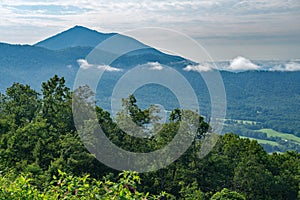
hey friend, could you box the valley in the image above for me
[0,26,299,153]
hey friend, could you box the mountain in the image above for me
[0,26,189,89]
[0,26,300,153]
[34,25,154,53]
[34,25,188,68]
[35,25,116,50]
[0,42,91,67]
[0,42,93,90]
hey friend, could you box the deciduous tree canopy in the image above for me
[0,75,299,199]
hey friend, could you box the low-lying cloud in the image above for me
[270,62,300,72]
[228,56,261,71]
[77,58,300,73]
[77,59,122,72]
[183,57,262,72]
[181,57,300,73]
[285,62,300,71]
[183,64,212,72]
[77,59,93,69]
[147,62,164,70]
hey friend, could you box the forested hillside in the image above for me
[1,25,300,154]
[0,76,299,199]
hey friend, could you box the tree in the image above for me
[121,94,150,126]
[0,170,166,200]
[268,151,300,199]
[1,77,300,199]
[170,108,181,122]
[41,75,73,133]
[179,181,205,200]
[1,83,39,127]
[233,155,274,200]
[210,188,246,200]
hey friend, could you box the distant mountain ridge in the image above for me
[0,25,189,90]
[34,25,154,53]
[34,25,116,50]
[1,26,300,153]
[33,25,187,67]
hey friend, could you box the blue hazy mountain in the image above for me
[34,25,116,50]
[0,26,300,152]
[0,42,91,90]
[36,25,188,68]
[0,26,189,89]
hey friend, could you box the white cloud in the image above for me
[270,62,300,71]
[77,59,122,72]
[291,59,300,62]
[97,65,123,72]
[148,62,164,70]
[284,62,300,71]
[233,0,300,12]
[77,59,93,69]
[183,64,212,72]
[227,56,261,71]
[1,0,299,40]
[1,0,300,60]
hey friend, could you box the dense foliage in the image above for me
[0,170,167,199]
[2,41,300,153]
[0,75,299,199]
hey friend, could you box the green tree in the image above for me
[0,170,165,200]
[210,188,246,200]
[268,151,300,199]
[233,155,274,200]
[120,94,150,126]
[41,75,73,133]
[3,83,39,126]
[179,181,205,200]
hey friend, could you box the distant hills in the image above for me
[0,42,91,90]
[0,25,300,152]
[33,25,185,67]
[0,26,189,89]
[35,25,116,50]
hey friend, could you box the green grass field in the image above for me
[240,136,280,146]
[258,129,300,144]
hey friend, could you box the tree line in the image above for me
[0,75,299,199]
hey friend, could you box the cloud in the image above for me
[291,59,300,62]
[5,4,91,15]
[97,65,123,72]
[147,62,164,70]
[77,59,122,72]
[233,0,300,13]
[183,64,212,72]
[1,0,300,41]
[227,56,261,71]
[285,62,300,71]
[77,59,92,69]
[1,0,300,60]
[270,62,300,71]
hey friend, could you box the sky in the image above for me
[0,0,300,61]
